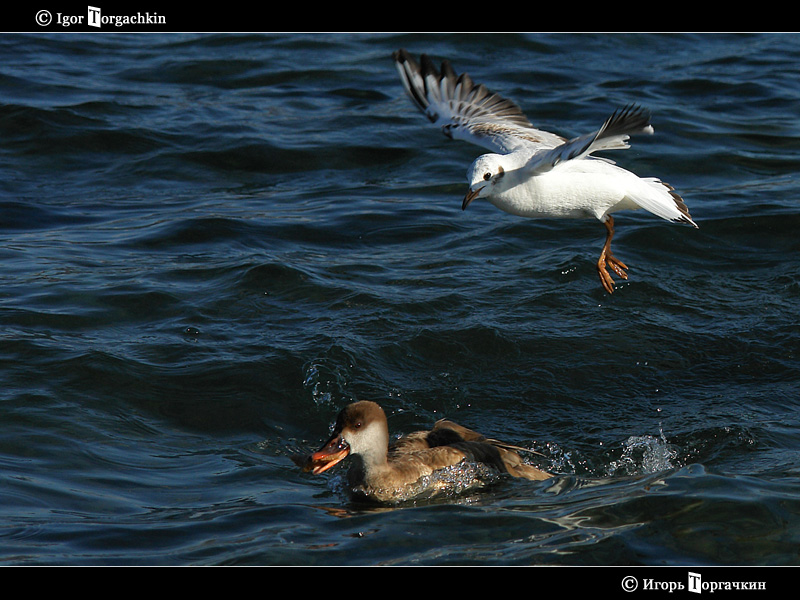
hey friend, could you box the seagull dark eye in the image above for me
[483,172,492,181]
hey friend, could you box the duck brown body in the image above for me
[301,401,551,503]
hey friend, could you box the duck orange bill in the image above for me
[303,434,350,475]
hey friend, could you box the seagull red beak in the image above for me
[302,433,350,475]
[462,188,480,210]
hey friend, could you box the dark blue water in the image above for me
[1,32,799,566]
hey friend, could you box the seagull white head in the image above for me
[463,153,507,210]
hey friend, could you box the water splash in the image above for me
[302,350,356,408]
[302,362,332,406]
[325,462,502,505]
[606,429,678,477]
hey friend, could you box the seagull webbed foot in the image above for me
[597,252,628,294]
[597,216,628,294]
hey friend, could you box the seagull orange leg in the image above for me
[597,217,628,294]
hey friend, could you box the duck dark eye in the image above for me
[483,172,491,181]
[354,421,362,429]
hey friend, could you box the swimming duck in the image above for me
[301,401,551,503]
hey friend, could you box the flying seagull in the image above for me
[393,49,697,293]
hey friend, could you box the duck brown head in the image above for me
[303,401,389,475]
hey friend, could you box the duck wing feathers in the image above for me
[389,418,550,481]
